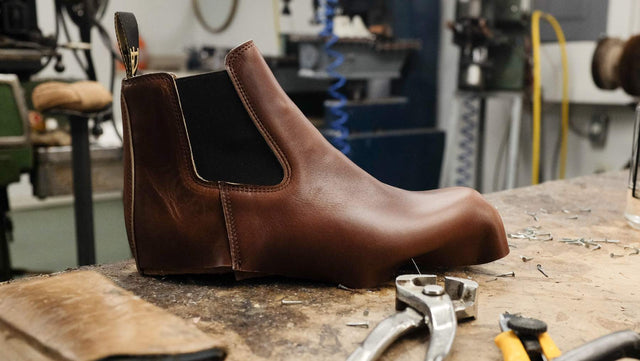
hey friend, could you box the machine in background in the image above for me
[0,75,31,281]
[445,0,530,191]
[0,0,120,280]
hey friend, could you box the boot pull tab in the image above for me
[114,12,139,79]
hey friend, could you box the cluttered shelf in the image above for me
[60,170,636,361]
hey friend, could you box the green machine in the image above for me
[0,74,32,281]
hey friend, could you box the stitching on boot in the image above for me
[226,42,292,193]
[219,183,241,268]
[120,92,139,263]
[125,74,220,191]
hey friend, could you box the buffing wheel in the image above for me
[591,37,624,90]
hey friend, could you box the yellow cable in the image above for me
[272,0,282,53]
[531,11,569,184]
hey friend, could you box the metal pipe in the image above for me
[70,115,96,266]
[506,95,522,189]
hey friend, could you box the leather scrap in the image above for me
[0,271,225,361]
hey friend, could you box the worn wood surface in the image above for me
[87,171,639,360]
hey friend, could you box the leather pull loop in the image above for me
[114,12,140,78]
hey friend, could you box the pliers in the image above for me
[347,274,479,361]
[495,312,640,361]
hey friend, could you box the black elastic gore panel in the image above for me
[176,70,283,185]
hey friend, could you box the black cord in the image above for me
[57,1,90,77]
[96,0,109,20]
[40,4,60,70]
[90,5,122,142]
[93,21,122,141]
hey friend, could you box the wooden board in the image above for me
[84,172,639,360]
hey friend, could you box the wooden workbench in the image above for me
[90,171,640,360]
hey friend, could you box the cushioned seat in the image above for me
[32,81,112,113]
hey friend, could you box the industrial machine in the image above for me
[288,0,444,191]
[445,0,531,191]
[449,0,530,91]
[0,74,31,281]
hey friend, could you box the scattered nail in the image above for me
[610,253,624,258]
[496,271,515,277]
[346,321,370,328]
[486,277,498,282]
[539,208,548,213]
[537,264,549,278]
[508,233,528,239]
[338,284,356,292]
[579,208,591,213]
[411,258,422,275]
[281,299,303,305]
[592,244,602,251]
[624,246,640,255]
[520,255,534,262]
[531,235,553,241]
[567,215,579,220]
[508,243,518,248]
[562,209,570,214]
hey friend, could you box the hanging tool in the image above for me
[347,274,478,361]
[495,312,640,361]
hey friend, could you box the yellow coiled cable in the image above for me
[531,10,569,184]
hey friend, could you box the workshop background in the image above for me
[2,0,639,274]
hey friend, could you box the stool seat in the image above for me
[32,81,112,113]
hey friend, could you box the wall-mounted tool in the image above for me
[592,35,640,97]
[495,312,640,361]
[347,274,478,361]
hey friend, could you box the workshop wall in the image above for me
[11,1,638,201]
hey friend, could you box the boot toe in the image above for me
[412,187,509,268]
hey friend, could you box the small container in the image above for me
[625,104,640,229]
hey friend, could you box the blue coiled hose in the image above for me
[319,0,350,154]
[455,95,478,186]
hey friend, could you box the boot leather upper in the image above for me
[121,40,509,288]
[220,41,508,287]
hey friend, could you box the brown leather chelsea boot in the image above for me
[115,12,508,288]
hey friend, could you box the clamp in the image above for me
[347,274,479,361]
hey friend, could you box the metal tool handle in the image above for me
[423,300,457,361]
[553,330,640,361]
[346,308,424,361]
